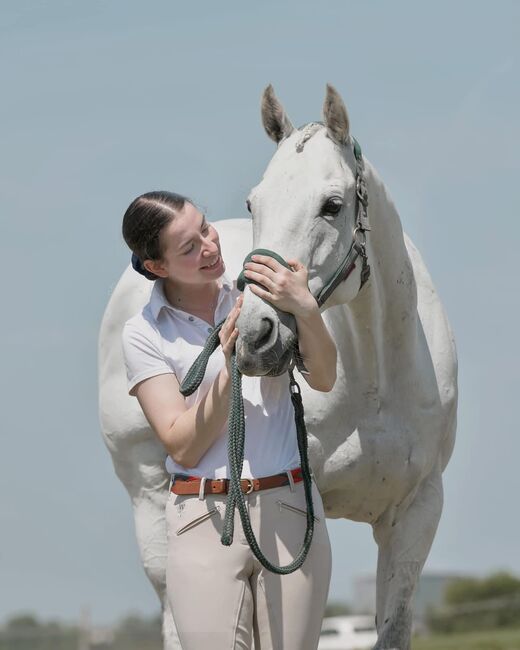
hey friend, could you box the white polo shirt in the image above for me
[121,271,301,479]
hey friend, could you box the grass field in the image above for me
[3,627,520,650]
[413,627,520,650]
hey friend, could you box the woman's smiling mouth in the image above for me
[200,254,222,270]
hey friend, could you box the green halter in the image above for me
[236,249,292,291]
[236,138,371,308]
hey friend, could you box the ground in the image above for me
[413,627,520,650]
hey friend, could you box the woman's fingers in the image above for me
[225,299,241,331]
[224,328,239,350]
[219,295,243,355]
[221,328,239,362]
[221,301,237,334]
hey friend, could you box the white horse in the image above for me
[98,85,457,650]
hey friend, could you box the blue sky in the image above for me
[1,0,519,625]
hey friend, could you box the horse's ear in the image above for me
[261,85,294,144]
[322,83,350,145]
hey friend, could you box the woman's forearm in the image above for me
[295,306,337,392]
[166,295,243,469]
[166,366,232,468]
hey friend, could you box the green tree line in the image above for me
[427,571,520,634]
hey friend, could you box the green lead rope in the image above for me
[179,250,315,575]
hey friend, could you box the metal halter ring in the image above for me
[244,479,254,494]
[353,226,367,246]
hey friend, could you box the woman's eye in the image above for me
[183,244,194,254]
[322,199,343,215]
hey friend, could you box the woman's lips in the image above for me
[200,254,222,270]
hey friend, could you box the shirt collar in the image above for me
[149,272,234,321]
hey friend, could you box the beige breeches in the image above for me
[166,477,332,649]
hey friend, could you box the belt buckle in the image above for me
[244,478,254,494]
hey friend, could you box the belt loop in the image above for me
[198,477,207,500]
[168,473,176,492]
[286,469,295,492]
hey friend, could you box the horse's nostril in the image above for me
[253,317,275,350]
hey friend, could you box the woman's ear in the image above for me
[143,259,168,278]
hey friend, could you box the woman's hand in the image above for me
[219,294,243,373]
[243,254,317,317]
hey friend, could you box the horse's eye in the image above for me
[246,200,252,214]
[322,199,343,215]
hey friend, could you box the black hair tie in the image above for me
[131,253,159,281]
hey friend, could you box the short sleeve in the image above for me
[122,321,175,396]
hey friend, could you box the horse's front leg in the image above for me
[162,600,182,650]
[371,462,444,650]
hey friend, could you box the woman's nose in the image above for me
[201,237,218,257]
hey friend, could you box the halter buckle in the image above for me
[244,479,254,494]
[356,177,368,206]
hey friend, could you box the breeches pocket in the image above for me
[167,493,223,538]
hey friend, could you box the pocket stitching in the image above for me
[175,507,218,536]
[277,500,320,522]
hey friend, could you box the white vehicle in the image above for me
[318,615,378,650]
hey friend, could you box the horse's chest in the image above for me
[309,404,441,521]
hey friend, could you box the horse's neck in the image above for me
[337,161,419,396]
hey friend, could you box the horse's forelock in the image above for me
[294,122,325,152]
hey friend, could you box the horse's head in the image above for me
[236,84,367,377]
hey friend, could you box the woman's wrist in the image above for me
[292,296,319,320]
[220,364,232,386]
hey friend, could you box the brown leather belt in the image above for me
[170,467,303,496]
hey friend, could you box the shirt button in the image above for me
[207,327,212,333]
[188,316,194,322]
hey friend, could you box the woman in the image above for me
[121,190,337,649]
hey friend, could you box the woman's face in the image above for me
[146,202,225,285]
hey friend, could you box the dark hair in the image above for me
[122,191,193,280]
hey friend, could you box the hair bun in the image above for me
[131,253,159,281]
